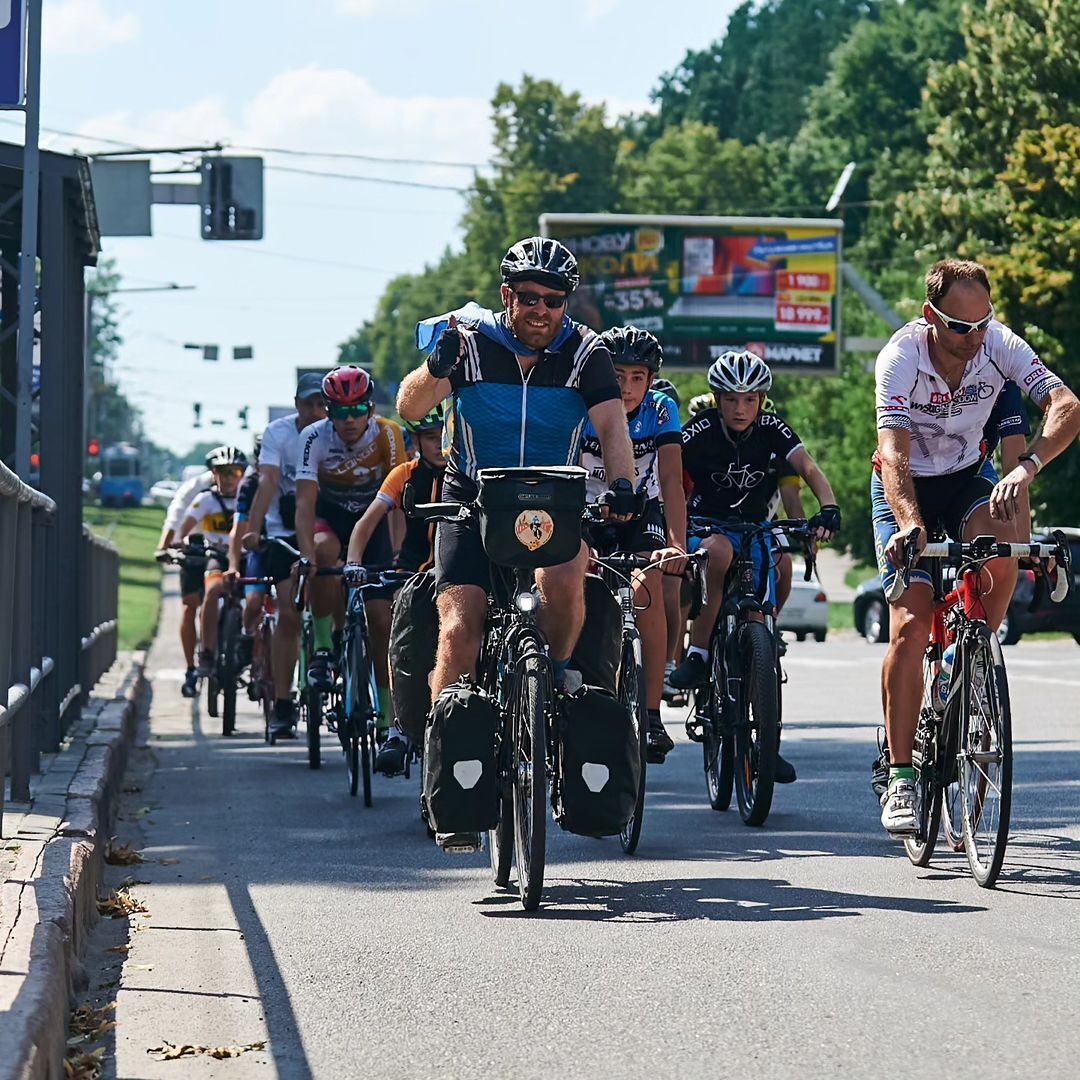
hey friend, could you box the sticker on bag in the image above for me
[515,510,554,551]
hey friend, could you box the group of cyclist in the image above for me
[158,235,1080,849]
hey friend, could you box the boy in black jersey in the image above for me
[669,351,841,781]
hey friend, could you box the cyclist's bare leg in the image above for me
[961,503,1017,630]
[883,582,934,766]
[688,534,734,649]
[310,531,341,622]
[272,581,300,700]
[633,563,666,710]
[200,576,225,655]
[536,541,589,662]
[180,593,199,668]
[242,592,264,636]
[367,596,392,693]
[432,585,487,698]
[776,552,793,613]
[663,573,682,663]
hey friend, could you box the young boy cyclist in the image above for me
[580,326,687,764]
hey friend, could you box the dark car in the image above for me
[853,528,1080,646]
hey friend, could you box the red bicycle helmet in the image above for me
[322,365,374,406]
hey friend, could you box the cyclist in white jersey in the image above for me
[873,259,1080,835]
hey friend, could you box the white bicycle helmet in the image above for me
[707,350,772,394]
[205,445,248,469]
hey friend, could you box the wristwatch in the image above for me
[1018,451,1043,474]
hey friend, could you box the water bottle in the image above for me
[937,643,956,710]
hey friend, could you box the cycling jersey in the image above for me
[376,457,444,571]
[444,323,620,496]
[296,416,407,516]
[258,412,308,537]
[182,489,235,546]
[235,467,259,521]
[682,409,803,523]
[580,389,681,501]
[164,470,212,533]
[875,318,1062,477]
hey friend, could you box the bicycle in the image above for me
[887,528,1072,886]
[296,558,411,802]
[684,518,818,827]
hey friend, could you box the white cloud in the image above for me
[333,0,432,16]
[43,0,139,56]
[584,0,621,21]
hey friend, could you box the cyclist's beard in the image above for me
[509,305,560,353]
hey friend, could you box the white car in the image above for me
[148,479,180,508]
[777,564,828,642]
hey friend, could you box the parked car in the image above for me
[778,564,828,642]
[148,479,180,508]
[853,528,1080,645]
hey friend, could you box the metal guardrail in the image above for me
[1,460,118,828]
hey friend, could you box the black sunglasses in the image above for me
[514,290,567,310]
[927,299,994,335]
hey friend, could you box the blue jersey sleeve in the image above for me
[652,391,682,446]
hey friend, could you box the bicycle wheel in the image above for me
[256,623,275,742]
[206,673,219,718]
[618,630,647,855]
[220,605,241,737]
[703,645,734,811]
[958,628,1012,887]
[903,717,942,865]
[488,654,514,888]
[733,621,779,826]
[305,686,322,769]
[512,650,549,911]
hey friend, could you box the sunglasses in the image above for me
[214,466,245,478]
[514,290,567,310]
[328,402,372,420]
[927,299,994,335]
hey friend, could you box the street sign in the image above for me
[89,159,153,236]
[200,156,264,240]
[0,0,26,107]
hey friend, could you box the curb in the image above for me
[0,653,148,1080]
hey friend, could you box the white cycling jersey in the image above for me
[164,470,212,533]
[875,318,1063,477]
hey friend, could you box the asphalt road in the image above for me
[80,580,1080,1079]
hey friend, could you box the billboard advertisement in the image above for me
[540,214,843,375]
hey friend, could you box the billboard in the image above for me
[540,214,843,375]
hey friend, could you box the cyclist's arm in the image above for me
[589,398,634,488]
[228,509,247,574]
[1023,384,1080,471]
[295,479,319,564]
[999,432,1030,541]
[876,429,923,534]
[178,514,197,541]
[398,365,451,422]
[657,443,687,551]
[345,498,391,565]
[244,464,279,541]
[788,446,837,510]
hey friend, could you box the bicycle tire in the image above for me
[733,621,779,826]
[903,717,942,865]
[220,605,241,737]
[704,645,734,811]
[361,723,373,808]
[305,686,322,770]
[206,673,219,719]
[959,628,1012,887]
[513,650,549,911]
[618,631,647,855]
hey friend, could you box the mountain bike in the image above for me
[684,518,817,826]
[888,528,1072,886]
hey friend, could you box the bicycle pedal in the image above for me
[685,717,706,744]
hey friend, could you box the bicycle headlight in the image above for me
[515,591,539,614]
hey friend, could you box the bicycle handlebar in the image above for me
[404,483,629,526]
[688,516,819,582]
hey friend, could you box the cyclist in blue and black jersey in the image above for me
[581,326,687,764]
[398,238,635,849]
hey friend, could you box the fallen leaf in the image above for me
[127,964,154,972]
[104,839,144,866]
[147,1040,266,1062]
[97,888,148,919]
[64,1046,105,1079]
[105,944,132,955]
[159,858,181,865]
[132,806,153,820]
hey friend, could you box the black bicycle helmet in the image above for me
[707,350,772,394]
[205,445,248,469]
[652,377,680,410]
[600,325,663,373]
[500,236,579,293]
[406,403,444,434]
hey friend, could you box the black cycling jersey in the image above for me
[236,468,260,519]
[682,408,803,523]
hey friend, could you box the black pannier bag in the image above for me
[476,466,586,570]
[558,687,640,837]
[422,680,499,834]
[388,570,439,742]
[570,574,622,695]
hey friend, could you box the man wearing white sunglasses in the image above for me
[871,259,1080,835]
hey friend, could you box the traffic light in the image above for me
[238,406,249,430]
[200,156,264,241]
[87,437,100,457]
[193,403,202,428]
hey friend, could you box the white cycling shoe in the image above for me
[880,778,917,835]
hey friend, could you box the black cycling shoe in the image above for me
[669,651,708,690]
[871,730,889,802]
[307,649,335,691]
[374,735,408,776]
[270,699,297,739]
[181,667,199,699]
[775,753,797,784]
[196,648,214,677]
[236,633,254,669]
[646,711,675,764]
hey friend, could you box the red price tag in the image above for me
[777,271,832,292]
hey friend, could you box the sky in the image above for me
[1,0,743,457]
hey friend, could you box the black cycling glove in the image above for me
[602,478,641,519]
[427,326,462,380]
[810,504,842,534]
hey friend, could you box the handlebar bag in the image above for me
[388,570,439,742]
[476,466,586,570]
[557,686,640,837]
[422,679,499,834]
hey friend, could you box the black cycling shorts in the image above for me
[262,534,299,584]
[180,558,204,599]
[434,507,491,595]
[586,498,667,555]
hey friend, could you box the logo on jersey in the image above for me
[711,464,766,492]
[515,510,554,552]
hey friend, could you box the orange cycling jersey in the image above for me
[376,457,444,571]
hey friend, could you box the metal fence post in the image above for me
[10,499,34,799]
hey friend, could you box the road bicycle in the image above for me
[887,528,1072,886]
[684,518,817,826]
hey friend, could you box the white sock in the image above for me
[687,646,708,662]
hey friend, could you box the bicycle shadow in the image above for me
[475,874,987,923]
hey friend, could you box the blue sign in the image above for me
[0,0,27,108]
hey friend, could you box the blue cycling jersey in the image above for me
[581,389,682,500]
